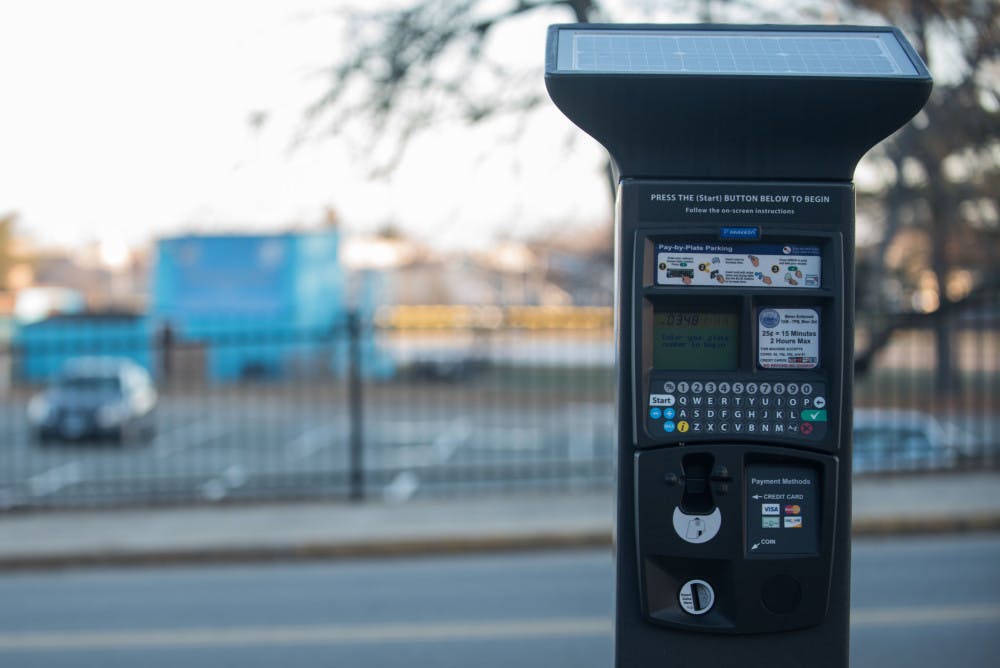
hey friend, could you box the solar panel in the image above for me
[556,29,919,77]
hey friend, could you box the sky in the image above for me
[0,0,903,258]
[0,0,614,255]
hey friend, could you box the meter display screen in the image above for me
[653,311,739,370]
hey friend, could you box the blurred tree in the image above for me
[302,0,854,172]
[304,0,600,177]
[851,0,999,391]
[0,212,16,292]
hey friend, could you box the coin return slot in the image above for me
[678,579,715,616]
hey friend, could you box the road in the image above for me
[0,534,997,667]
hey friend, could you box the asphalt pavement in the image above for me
[0,535,997,667]
[0,471,998,569]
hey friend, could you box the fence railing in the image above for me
[0,303,997,510]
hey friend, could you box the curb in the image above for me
[0,530,613,571]
[852,513,1000,537]
[1,516,998,571]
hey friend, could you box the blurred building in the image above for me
[11,244,151,384]
[343,234,612,307]
[151,231,345,382]
[15,312,151,382]
[27,243,148,314]
[13,286,86,324]
[12,229,396,385]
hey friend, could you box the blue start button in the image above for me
[720,227,760,240]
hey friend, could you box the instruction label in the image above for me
[746,464,820,556]
[656,243,821,288]
[758,308,820,369]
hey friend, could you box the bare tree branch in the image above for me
[301,0,602,175]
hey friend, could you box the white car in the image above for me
[28,357,158,444]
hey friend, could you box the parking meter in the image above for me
[545,25,931,667]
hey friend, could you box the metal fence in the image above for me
[0,301,997,510]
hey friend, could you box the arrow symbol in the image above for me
[751,543,760,551]
[752,495,761,500]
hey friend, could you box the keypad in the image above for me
[647,376,828,442]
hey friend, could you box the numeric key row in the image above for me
[662,381,813,396]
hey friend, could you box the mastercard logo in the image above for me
[784,505,801,515]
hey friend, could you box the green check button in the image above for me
[801,409,827,422]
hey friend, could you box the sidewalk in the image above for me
[0,472,997,569]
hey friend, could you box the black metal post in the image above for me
[347,311,365,501]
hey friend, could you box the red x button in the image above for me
[800,422,814,435]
